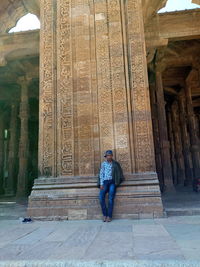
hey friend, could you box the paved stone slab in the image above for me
[133,236,184,260]
[12,225,56,245]
[0,225,39,248]
[48,225,101,260]
[84,229,134,260]
[133,224,169,237]
[0,216,200,261]
[16,242,62,260]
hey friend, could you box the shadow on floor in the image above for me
[162,185,200,216]
[0,196,28,220]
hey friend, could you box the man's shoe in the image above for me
[103,216,107,222]
[22,217,32,223]
[107,217,112,222]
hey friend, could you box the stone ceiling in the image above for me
[0,56,39,108]
[162,39,200,102]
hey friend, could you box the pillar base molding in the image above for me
[27,172,164,220]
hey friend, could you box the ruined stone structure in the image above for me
[0,0,200,220]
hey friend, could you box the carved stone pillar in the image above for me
[155,71,174,190]
[171,100,186,185]
[166,106,178,185]
[178,93,193,185]
[16,77,30,197]
[185,83,200,178]
[5,104,18,196]
[195,114,200,139]
[125,0,155,173]
[28,0,163,220]
[149,81,164,191]
[38,0,57,178]
[0,115,4,195]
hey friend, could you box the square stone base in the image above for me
[27,172,164,220]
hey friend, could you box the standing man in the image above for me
[97,150,124,222]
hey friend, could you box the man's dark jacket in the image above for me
[97,160,125,188]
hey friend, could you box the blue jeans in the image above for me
[99,180,116,218]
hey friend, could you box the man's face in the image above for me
[106,154,113,161]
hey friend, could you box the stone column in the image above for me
[155,70,174,190]
[171,100,186,185]
[185,83,200,178]
[5,104,18,196]
[38,0,57,178]
[0,114,4,194]
[38,0,154,176]
[166,106,178,185]
[28,0,163,220]
[149,81,164,191]
[16,77,30,197]
[125,0,155,173]
[195,114,200,139]
[178,93,193,185]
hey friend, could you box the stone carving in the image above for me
[95,0,114,159]
[107,0,132,173]
[126,0,155,172]
[57,0,74,176]
[27,0,163,220]
[38,0,156,177]
[39,0,56,177]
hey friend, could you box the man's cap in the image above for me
[104,150,113,157]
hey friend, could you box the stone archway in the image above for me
[0,0,40,35]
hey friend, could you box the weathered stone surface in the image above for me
[28,173,163,220]
[1,215,200,262]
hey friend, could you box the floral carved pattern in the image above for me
[39,0,56,177]
[57,0,74,176]
[126,0,155,172]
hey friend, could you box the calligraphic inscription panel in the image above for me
[106,0,132,173]
[125,0,155,172]
[39,0,156,177]
[39,0,57,177]
[57,0,74,176]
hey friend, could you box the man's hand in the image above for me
[100,186,104,190]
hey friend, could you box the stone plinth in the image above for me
[27,173,164,220]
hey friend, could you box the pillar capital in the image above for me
[192,58,200,70]
[155,63,166,74]
[0,55,7,67]
[18,75,32,87]
[186,68,199,86]
[178,91,185,99]
[155,49,167,73]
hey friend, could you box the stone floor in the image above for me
[0,215,200,262]
[0,197,27,220]
[162,185,200,216]
[0,189,200,266]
